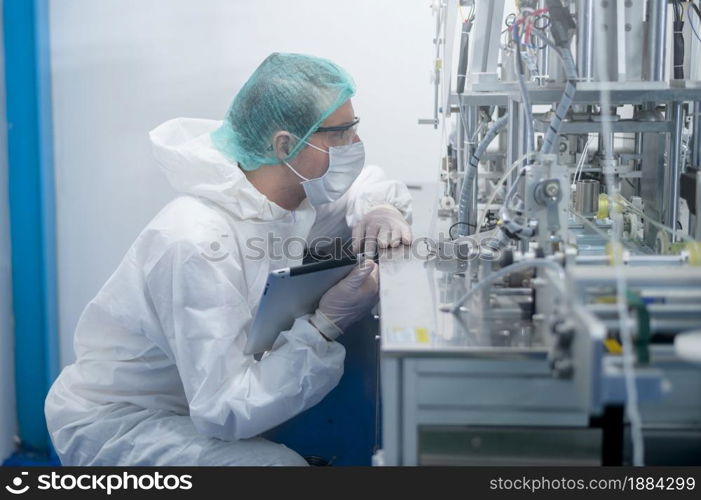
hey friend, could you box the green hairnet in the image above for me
[211,53,356,170]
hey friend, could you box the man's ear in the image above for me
[272,131,292,160]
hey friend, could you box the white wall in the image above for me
[0,0,18,461]
[50,0,443,365]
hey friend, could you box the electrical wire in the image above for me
[449,221,472,240]
[672,0,682,22]
[672,0,685,79]
[689,1,701,43]
[458,1,475,23]
[496,160,537,241]
[573,135,594,184]
[497,8,577,240]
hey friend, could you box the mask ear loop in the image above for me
[304,141,330,154]
[270,131,312,181]
[280,132,330,181]
[283,159,311,181]
[290,132,329,155]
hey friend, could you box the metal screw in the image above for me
[545,183,560,197]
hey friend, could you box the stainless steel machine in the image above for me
[375,0,701,466]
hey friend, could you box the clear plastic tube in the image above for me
[441,259,566,314]
[476,153,530,232]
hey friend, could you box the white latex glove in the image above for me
[309,260,379,340]
[352,204,412,256]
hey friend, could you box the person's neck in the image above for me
[243,163,305,211]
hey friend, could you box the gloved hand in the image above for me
[309,259,379,340]
[352,204,412,257]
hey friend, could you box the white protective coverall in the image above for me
[45,118,412,466]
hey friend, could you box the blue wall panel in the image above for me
[3,0,58,453]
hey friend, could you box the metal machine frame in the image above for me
[376,0,701,466]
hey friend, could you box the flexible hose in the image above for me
[533,34,578,155]
[440,259,566,314]
[457,113,510,236]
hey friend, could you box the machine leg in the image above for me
[600,405,625,466]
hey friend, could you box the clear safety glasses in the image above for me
[313,117,360,147]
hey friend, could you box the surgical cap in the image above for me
[211,53,356,170]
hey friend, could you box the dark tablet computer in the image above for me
[244,254,361,355]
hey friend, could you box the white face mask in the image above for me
[284,140,365,206]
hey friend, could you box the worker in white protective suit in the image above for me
[45,53,412,466]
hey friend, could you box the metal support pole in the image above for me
[507,98,525,187]
[695,173,701,240]
[693,101,701,169]
[666,102,684,239]
[576,0,594,82]
[507,97,528,252]
[455,105,464,201]
[645,0,668,82]
[470,168,479,233]
[466,106,479,232]
[633,132,643,196]
[538,43,549,86]
[537,0,550,85]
